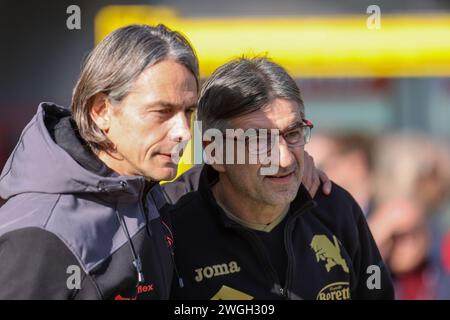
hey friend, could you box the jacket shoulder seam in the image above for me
[43,193,62,228]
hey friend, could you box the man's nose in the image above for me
[278,139,296,169]
[168,111,192,142]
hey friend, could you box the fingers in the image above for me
[318,169,332,195]
[303,151,332,197]
[302,152,314,191]
[309,169,321,198]
[303,152,322,198]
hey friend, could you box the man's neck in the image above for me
[97,150,134,176]
[211,175,289,225]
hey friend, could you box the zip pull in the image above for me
[133,256,145,284]
[98,180,128,193]
[178,277,184,288]
[115,206,145,286]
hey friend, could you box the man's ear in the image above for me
[90,93,111,132]
[211,162,226,173]
[210,162,226,173]
[202,140,226,173]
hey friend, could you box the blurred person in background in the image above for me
[305,133,376,217]
[368,134,450,299]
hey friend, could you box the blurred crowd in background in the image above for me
[1,0,450,299]
[306,132,450,299]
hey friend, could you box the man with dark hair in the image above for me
[0,25,329,299]
[164,57,394,300]
[0,24,198,299]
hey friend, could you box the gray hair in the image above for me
[71,24,199,152]
[197,57,303,131]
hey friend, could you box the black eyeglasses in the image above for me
[223,119,314,155]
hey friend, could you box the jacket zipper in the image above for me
[281,218,295,298]
[233,226,282,293]
[141,183,153,237]
[141,180,169,298]
[228,200,315,299]
[282,201,316,299]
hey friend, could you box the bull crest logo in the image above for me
[310,235,349,273]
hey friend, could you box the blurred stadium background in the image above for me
[1,0,450,299]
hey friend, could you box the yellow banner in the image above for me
[95,5,450,78]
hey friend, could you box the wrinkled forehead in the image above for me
[230,98,304,131]
[127,60,198,107]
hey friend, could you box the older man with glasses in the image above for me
[163,57,394,300]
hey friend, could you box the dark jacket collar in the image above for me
[46,108,116,177]
[45,104,157,191]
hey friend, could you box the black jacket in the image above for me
[162,165,394,300]
[0,103,173,299]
